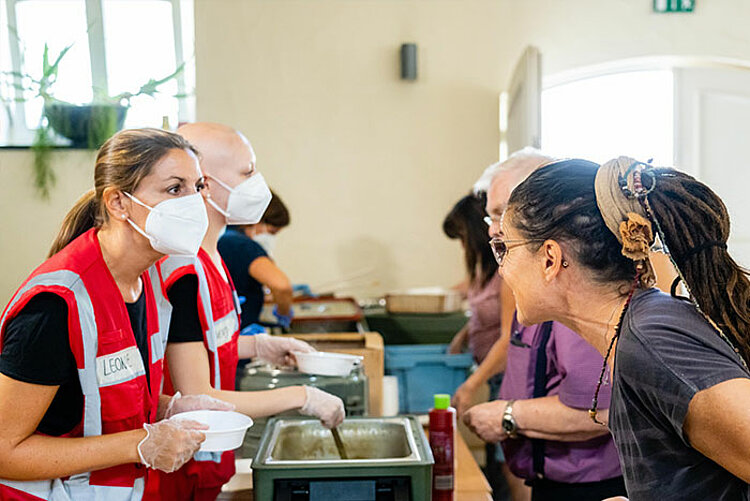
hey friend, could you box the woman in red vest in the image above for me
[0,128,228,500]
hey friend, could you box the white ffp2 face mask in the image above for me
[124,192,208,256]
[207,173,272,225]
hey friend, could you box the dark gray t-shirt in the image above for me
[610,288,750,501]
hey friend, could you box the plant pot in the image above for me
[44,102,127,149]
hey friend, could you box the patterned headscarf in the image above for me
[594,156,657,288]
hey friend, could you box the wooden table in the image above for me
[218,424,492,500]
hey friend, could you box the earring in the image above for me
[121,214,126,219]
[562,260,569,268]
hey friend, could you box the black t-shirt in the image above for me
[166,274,203,343]
[0,291,151,436]
[610,288,750,501]
[217,228,268,329]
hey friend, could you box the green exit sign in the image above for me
[654,0,695,12]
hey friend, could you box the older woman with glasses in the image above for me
[488,156,750,500]
[463,150,626,501]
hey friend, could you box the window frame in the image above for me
[2,0,194,145]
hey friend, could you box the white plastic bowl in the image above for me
[293,350,364,377]
[170,410,253,452]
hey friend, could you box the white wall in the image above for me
[0,151,95,305]
[4,0,750,304]
[193,0,508,298]
[502,0,750,80]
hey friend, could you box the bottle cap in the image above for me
[434,394,451,410]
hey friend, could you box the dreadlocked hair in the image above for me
[647,167,750,365]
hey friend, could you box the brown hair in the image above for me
[49,128,198,256]
[443,193,498,287]
[261,190,290,228]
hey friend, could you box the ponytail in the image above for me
[647,168,750,365]
[48,190,99,257]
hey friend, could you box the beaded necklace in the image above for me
[589,272,640,425]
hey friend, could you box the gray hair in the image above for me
[473,147,556,195]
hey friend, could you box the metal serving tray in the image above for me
[258,417,425,466]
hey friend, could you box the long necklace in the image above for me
[589,273,640,425]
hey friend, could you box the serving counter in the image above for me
[217,421,492,500]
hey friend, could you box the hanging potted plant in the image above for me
[2,43,185,198]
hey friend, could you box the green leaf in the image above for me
[131,62,186,98]
[43,43,73,81]
[31,125,56,200]
[41,44,50,76]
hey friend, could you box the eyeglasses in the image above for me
[482,216,501,226]
[489,236,545,266]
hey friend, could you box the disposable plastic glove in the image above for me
[273,305,294,329]
[254,333,315,366]
[164,391,235,418]
[299,386,345,429]
[137,419,206,473]
[240,323,268,336]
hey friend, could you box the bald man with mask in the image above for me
[150,123,344,500]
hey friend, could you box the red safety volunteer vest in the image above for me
[156,247,241,490]
[0,228,171,501]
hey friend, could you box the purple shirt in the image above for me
[466,274,502,363]
[499,319,621,483]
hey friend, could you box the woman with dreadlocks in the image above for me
[483,156,750,500]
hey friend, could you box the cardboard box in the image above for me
[280,332,384,416]
[385,288,463,313]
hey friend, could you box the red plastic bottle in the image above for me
[429,394,456,501]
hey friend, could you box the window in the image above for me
[0,0,194,146]
[542,70,674,166]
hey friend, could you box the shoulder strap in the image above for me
[531,321,554,477]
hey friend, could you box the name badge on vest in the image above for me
[214,312,238,347]
[97,346,146,387]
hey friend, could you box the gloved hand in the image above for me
[272,305,294,329]
[137,419,206,473]
[254,333,315,366]
[299,386,345,429]
[165,391,235,419]
[240,323,268,336]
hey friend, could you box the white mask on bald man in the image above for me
[207,173,272,225]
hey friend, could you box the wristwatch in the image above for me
[502,400,518,439]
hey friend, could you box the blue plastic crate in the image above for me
[384,344,474,413]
